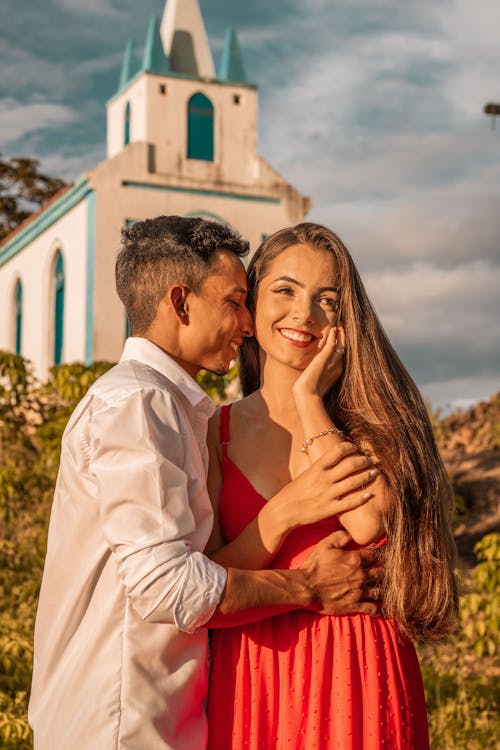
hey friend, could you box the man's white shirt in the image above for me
[29,338,227,749]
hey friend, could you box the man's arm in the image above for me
[88,388,227,634]
[209,530,382,627]
[205,412,376,569]
[88,388,380,634]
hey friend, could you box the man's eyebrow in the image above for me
[272,275,338,293]
[226,285,247,295]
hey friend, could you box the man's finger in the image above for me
[359,546,385,567]
[316,529,352,549]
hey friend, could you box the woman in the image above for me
[206,223,458,749]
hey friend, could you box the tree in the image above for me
[0,153,66,241]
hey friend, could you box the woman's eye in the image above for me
[319,297,339,311]
[274,287,293,295]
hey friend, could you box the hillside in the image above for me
[435,392,500,567]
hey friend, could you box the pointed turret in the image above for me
[160,0,215,78]
[118,39,139,91]
[142,15,169,75]
[218,28,246,83]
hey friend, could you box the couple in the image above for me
[29,216,457,749]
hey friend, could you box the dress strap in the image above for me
[219,404,232,458]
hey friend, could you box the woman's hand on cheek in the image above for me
[293,326,345,400]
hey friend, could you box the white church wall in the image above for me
[107,75,149,160]
[0,199,90,380]
[107,74,259,187]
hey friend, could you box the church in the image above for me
[0,0,310,379]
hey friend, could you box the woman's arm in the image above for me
[293,327,390,546]
[205,408,377,568]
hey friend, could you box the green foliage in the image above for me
[0,153,66,241]
[0,353,113,748]
[1,352,497,748]
[196,363,240,403]
[419,532,500,749]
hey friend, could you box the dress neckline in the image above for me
[220,404,269,506]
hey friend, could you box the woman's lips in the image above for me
[279,328,316,347]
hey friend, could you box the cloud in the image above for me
[0,48,67,100]
[435,0,500,122]
[0,0,498,409]
[0,99,78,145]
[361,260,500,386]
[40,144,106,182]
[50,0,124,18]
[420,374,500,413]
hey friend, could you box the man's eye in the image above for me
[229,299,241,309]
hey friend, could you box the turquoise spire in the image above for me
[118,39,139,91]
[142,15,169,74]
[217,28,246,83]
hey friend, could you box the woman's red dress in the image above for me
[207,405,429,749]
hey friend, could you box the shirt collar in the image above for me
[120,337,215,415]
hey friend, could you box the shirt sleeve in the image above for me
[86,387,227,634]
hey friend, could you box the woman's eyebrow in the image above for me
[272,275,338,293]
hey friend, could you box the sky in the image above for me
[1,0,499,411]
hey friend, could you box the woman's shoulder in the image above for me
[207,397,248,443]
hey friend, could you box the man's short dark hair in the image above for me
[115,215,249,335]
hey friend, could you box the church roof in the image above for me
[0,178,92,266]
[160,0,215,78]
[114,0,252,96]
[0,184,73,250]
[118,39,140,91]
[218,28,246,83]
[142,15,169,75]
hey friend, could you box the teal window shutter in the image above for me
[54,252,65,365]
[14,279,22,355]
[124,101,131,146]
[187,93,214,161]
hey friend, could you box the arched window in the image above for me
[53,252,65,365]
[124,101,131,146]
[187,93,214,161]
[14,279,22,355]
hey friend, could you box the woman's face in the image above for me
[254,243,340,371]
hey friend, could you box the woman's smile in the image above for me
[278,327,317,346]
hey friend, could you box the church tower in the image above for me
[0,0,310,376]
[106,0,271,194]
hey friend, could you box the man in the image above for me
[29,216,379,749]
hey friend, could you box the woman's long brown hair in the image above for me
[239,222,458,642]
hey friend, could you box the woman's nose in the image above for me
[291,296,314,324]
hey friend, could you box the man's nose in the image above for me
[240,306,254,337]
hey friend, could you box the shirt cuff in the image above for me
[173,552,227,634]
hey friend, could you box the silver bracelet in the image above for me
[300,426,344,454]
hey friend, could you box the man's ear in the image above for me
[170,284,191,324]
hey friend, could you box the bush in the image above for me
[0,352,497,748]
[0,353,113,748]
[419,532,500,749]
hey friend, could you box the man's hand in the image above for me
[301,529,384,616]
